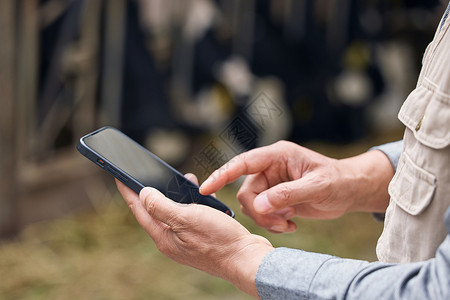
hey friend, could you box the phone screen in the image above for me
[80,127,234,216]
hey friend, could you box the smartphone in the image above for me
[77,126,234,217]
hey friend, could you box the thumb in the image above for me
[140,187,183,225]
[253,180,311,214]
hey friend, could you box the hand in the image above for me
[115,176,273,298]
[200,141,393,233]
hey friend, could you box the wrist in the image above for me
[226,235,274,298]
[337,150,393,213]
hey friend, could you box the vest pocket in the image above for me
[388,152,436,215]
[398,79,450,149]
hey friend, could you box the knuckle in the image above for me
[128,203,137,217]
[276,184,291,206]
[274,140,285,147]
[237,151,250,174]
[237,185,254,205]
[275,140,290,148]
[143,189,161,215]
[236,189,248,203]
[146,197,157,215]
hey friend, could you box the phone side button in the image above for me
[117,173,129,183]
[105,166,129,183]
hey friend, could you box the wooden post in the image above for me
[0,0,18,237]
[100,0,126,128]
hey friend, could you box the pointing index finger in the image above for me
[199,149,272,195]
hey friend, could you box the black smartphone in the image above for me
[77,126,234,217]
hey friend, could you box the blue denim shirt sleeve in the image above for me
[255,207,450,300]
[369,140,403,172]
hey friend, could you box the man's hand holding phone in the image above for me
[115,176,273,298]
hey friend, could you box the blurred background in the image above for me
[0,0,447,299]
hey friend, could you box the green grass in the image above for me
[0,185,383,300]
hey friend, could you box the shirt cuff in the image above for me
[369,140,403,172]
[255,247,331,299]
[255,247,368,299]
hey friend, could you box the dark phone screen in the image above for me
[83,128,233,215]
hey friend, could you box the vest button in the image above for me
[415,115,425,131]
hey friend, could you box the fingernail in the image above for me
[270,224,285,232]
[254,194,272,213]
[139,187,152,205]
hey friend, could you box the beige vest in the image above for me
[376,10,450,263]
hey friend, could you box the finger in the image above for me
[237,174,294,231]
[185,173,217,198]
[237,173,269,210]
[289,203,344,220]
[240,174,295,219]
[253,177,320,214]
[268,220,297,234]
[286,220,297,232]
[140,187,184,226]
[184,173,198,185]
[274,207,296,220]
[199,147,275,195]
[256,213,294,232]
[239,197,294,232]
[241,203,296,233]
[115,179,167,240]
[238,173,295,220]
[242,203,294,220]
[116,179,138,206]
[240,204,250,217]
